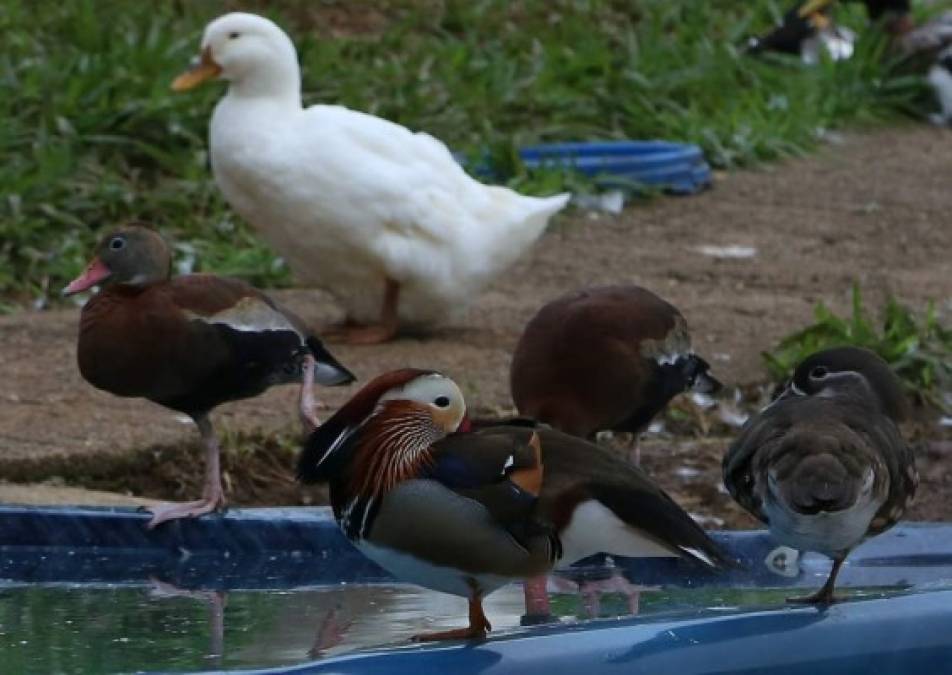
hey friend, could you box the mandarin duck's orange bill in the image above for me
[298,369,734,641]
[67,225,355,528]
[723,347,917,604]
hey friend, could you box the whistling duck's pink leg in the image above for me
[521,576,554,624]
[299,354,321,432]
[146,415,226,529]
[148,578,225,660]
[308,606,355,658]
[628,436,641,466]
[412,596,492,642]
[325,278,400,345]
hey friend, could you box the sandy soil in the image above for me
[0,125,949,526]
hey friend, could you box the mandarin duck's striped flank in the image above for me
[65,225,354,529]
[299,369,732,642]
[723,347,917,604]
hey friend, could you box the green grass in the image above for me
[763,284,952,411]
[1,0,935,307]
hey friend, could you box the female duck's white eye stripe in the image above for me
[789,382,806,396]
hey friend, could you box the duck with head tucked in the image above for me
[298,369,733,642]
[510,285,721,463]
[65,225,355,528]
[172,12,569,344]
[723,347,917,603]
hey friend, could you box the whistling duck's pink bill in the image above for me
[63,258,111,296]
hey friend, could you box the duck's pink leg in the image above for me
[299,354,321,432]
[146,415,226,529]
[521,576,553,625]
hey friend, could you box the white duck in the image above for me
[173,12,569,344]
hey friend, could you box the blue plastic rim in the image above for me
[4,507,952,675]
[455,140,712,194]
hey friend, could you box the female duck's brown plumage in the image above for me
[299,369,732,642]
[510,285,720,461]
[65,225,355,528]
[723,347,917,604]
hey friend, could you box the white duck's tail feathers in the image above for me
[479,189,569,267]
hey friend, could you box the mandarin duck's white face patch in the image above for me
[378,373,466,433]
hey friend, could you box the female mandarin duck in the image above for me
[64,225,355,528]
[171,12,569,344]
[723,347,917,604]
[510,285,721,464]
[298,369,732,642]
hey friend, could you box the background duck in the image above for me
[510,285,721,464]
[172,12,569,344]
[722,347,917,603]
[298,369,732,641]
[64,225,355,528]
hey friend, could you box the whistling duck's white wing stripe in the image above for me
[557,500,678,567]
[188,296,302,337]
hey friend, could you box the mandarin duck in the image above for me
[510,285,721,464]
[64,225,355,528]
[298,369,732,642]
[723,347,917,604]
[171,12,569,345]
[747,0,911,62]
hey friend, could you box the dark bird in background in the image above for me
[510,285,721,465]
[298,369,733,641]
[746,0,912,57]
[723,347,917,604]
[64,225,355,528]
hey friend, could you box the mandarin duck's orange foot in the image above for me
[412,598,491,642]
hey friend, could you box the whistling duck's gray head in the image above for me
[172,13,299,99]
[783,347,907,421]
[377,372,467,434]
[63,225,171,296]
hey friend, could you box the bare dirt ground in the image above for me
[1,125,949,527]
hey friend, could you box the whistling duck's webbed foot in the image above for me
[325,278,400,345]
[299,354,321,432]
[520,576,556,625]
[146,415,226,529]
[411,597,491,642]
[787,557,845,605]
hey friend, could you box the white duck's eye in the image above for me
[810,366,829,379]
[228,31,241,39]
[433,396,450,408]
[109,237,126,251]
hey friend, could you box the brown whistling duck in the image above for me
[64,225,355,528]
[510,285,721,462]
[723,347,917,604]
[298,369,733,642]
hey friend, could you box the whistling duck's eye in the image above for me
[810,366,829,379]
[228,31,241,39]
[433,396,451,408]
[109,237,126,251]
